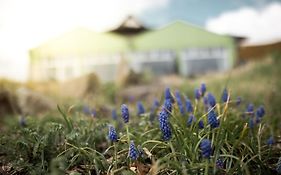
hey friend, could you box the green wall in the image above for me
[133,21,236,67]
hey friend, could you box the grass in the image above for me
[0,57,280,174]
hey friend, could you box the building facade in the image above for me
[29,18,239,82]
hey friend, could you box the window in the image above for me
[65,67,73,79]
[47,67,56,81]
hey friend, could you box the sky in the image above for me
[0,0,281,81]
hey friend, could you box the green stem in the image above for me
[204,159,209,175]
[126,124,131,165]
[113,142,117,170]
[169,141,177,162]
[126,124,130,144]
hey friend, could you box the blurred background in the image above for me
[0,0,280,123]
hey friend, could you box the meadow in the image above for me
[0,57,280,175]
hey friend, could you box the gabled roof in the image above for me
[134,21,235,51]
[30,28,129,58]
[110,15,148,35]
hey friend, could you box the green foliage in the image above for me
[0,90,280,174]
[0,59,280,174]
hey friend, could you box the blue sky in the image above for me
[140,0,279,26]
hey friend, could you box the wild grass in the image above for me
[0,57,280,174]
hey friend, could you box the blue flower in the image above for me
[276,157,281,174]
[165,87,174,103]
[221,88,229,103]
[185,97,193,113]
[175,90,185,115]
[151,99,160,113]
[249,118,254,129]
[236,97,242,106]
[137,145,145,158]
[163,99,173,113]
[216,158,224,169]
[150,98,160,122]
[203,96,208,112]
[267,136,275,146]
[108,125,118,142]
[207,93,216,108]
[129,141,139,160]
[255,116,262,124]
[137,101,145,116]
[256,105,265,118]
[198,120,204,129]
[203,96,208,106]
[246,103,254,114]
[159,99,173,141]
[200,83,207,96]
[111,109,117,120]
[194,88,201,100]
[91,108,96,117]
[83,105,91,115]
[121,104,129,123]
[153,98,160,107]
[208,109,219,128]
[187,114,196,126]
[19,115,26,127]
[200,139,212,158]
[159,110,172,141]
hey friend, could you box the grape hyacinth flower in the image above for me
[203,96,208,112]
[159,109,172,141]
[163,98,173,114]
[256,106,265,118]
[207,93,216,108]
[236,97,242,106]
[194,88,201,100]
[111,109,117,120]
[249,118,254,129]
[83,105,91,115]
[121,104,129,123]
[256,106,265,123]
[221,88,229,103]
[185,97,193,113]
[150,98,160,113]
[137,145,145,158]
[198,120,204,129]
[150,98,160,122]
[19,115,26,127]
[175,90,185,115]
[108,125,118,142]
[208,109,219,128]
[216,158,224,169]
[200,139,212,158]
[158,99,173,141]
[91,109,96,118]
[246,103,254,116]
[159,90,173,141]
[267,136,275,146]
[153,98,160,107]
[165,87,174,103]
[200,83,206,96]
[129,141,139,160]
[137,101,145,116]
[187,114,196,126]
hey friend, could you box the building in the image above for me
[29,16,240,82]
[239,40,281,61]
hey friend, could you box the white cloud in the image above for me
[0,0,169,81]
[206,2,281,44]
